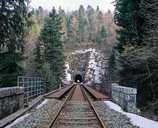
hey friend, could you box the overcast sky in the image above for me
[31,0,115,13]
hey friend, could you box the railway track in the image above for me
[49,84,106,128]
[2,84,108,128]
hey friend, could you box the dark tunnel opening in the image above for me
[75,74,83,83]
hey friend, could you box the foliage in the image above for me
[59,7,68,41]
[114,0,142,53]
[86,5,97,41]
[96,26,107,44]
[0,0,29,87]
[113,0,158,108]
[108,48,118,82]
[34,41,45,76]
[77,5,88,42]
[60,5,112,44]
[39,8,65,90]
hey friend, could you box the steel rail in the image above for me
[1,85,74,128]
[48,85,76,128]
[81,86,107,128]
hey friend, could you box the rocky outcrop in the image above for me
[85,48,105,84]
[65,48,106,85]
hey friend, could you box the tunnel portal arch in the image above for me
[74,74,83,83]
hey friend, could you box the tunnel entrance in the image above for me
[75,74,83,83]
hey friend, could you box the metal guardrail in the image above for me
[18,76,45,103]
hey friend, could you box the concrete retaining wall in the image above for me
[0,87,24,119]
[111,83,139,113]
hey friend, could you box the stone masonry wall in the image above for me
[111,83,139,113]
[0,87,24,119]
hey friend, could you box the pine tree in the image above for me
[59,7,68,41]
[114,0,158,108]
[114,0,142,84]
[78,5,87,42]
[114,0,142,53]
[67,11,79,43]
[100,26,107,38]
[40,8,65,90]
[139,0,158,47]
[87,5,96,41]
[137,0,158,106]
[36,6,45,26]
[96,25,107,43]
[34,41,45,76]
[0,0,29,87]
[96,6,104,32]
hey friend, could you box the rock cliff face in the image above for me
[85,48,105,84]
[68,49,90,81]
[65,48,106,85]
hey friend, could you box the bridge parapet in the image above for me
[111,83,139,113]
[0,87,24,120]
